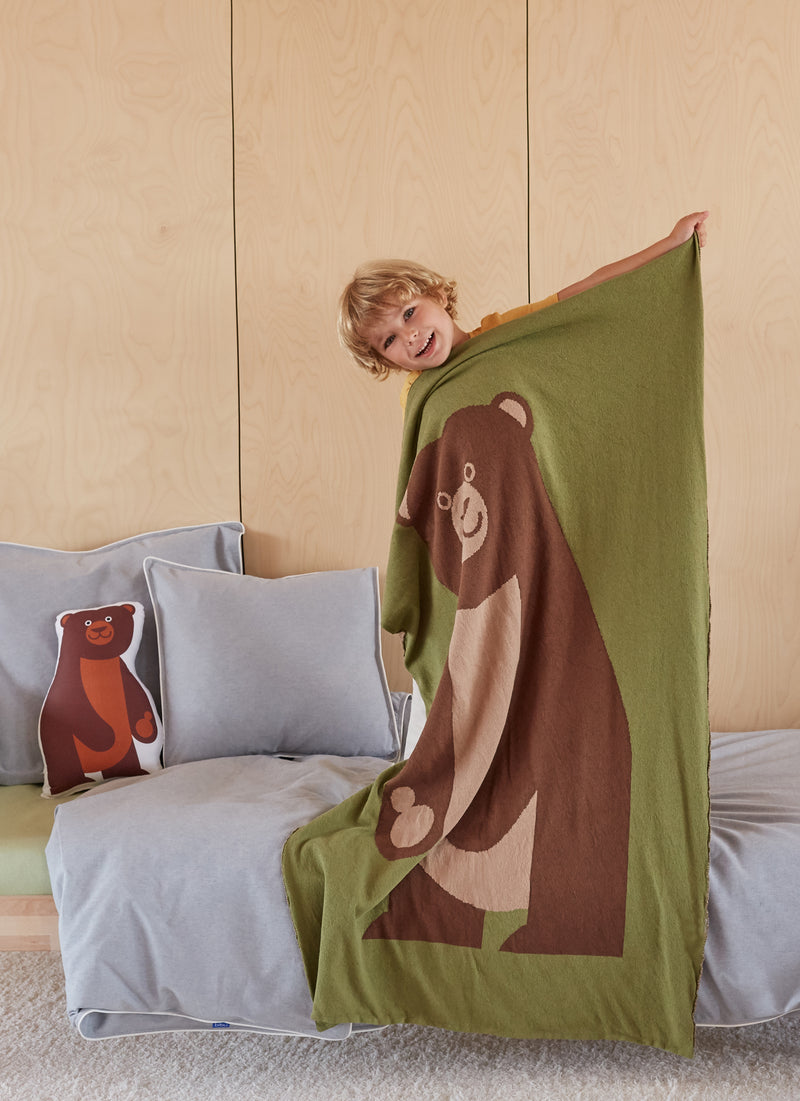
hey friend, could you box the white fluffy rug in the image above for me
[2,952,799,1101]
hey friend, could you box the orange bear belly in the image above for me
[75,657,134,773]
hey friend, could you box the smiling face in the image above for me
[85,616,116,647]
[437,462,489,562]
[59,603,137,659]
[367,292,469,373]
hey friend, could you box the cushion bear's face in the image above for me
[59,603,136,660]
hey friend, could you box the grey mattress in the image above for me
[47,753,388,1039]
[46,729,800,1039]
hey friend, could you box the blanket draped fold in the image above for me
[282,238,709,1057]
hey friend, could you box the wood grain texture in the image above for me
[529,0,800,730]
[234,0,528,687]
[0,0,240,550]
[5,0,795,725]
[0,895,59,952]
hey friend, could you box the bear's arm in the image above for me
[375,577,521,859]
[119,663,159,743]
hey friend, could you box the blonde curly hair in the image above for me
[337,259,459,380]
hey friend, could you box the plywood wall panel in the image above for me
[0,0,239,550]
[529,0,800,730]
[234,0,528,686]
[9,0,793,724]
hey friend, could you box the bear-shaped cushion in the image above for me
[38,601,163,797]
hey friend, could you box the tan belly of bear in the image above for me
[422,791,538,911]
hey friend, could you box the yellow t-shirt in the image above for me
[398,293,559,414]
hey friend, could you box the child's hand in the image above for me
[670,211,709,248]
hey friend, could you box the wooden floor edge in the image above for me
[0,895,60,951]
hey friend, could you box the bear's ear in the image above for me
[493,392,533,432]
[59,613,72,627]
[122,604,136,615]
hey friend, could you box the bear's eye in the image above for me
[105,616,113,623]
[463,462,475,483]
[437,491,452,511]
[85,620,92,627]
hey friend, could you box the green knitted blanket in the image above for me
[283,238,709,1057]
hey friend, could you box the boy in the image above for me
[338,211,709,412]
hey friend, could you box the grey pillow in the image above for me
[0,523,244,785]
[143,558,400,763]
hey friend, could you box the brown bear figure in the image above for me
[39,602,162,796]
[364,393,632,956]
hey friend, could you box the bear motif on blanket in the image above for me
[364,393,632,956]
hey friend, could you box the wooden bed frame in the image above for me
[0,896,59,951]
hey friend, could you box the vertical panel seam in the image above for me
[526,0,531,303]
[230,0,245,553]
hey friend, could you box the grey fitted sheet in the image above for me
[696,727,800,1027]
[47,753,388,1039]
[46,729,800,1039]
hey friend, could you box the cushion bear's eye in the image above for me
[85,620,92,627]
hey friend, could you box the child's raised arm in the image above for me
[557,212,709,302]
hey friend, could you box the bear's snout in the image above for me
[86,621,114,646]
